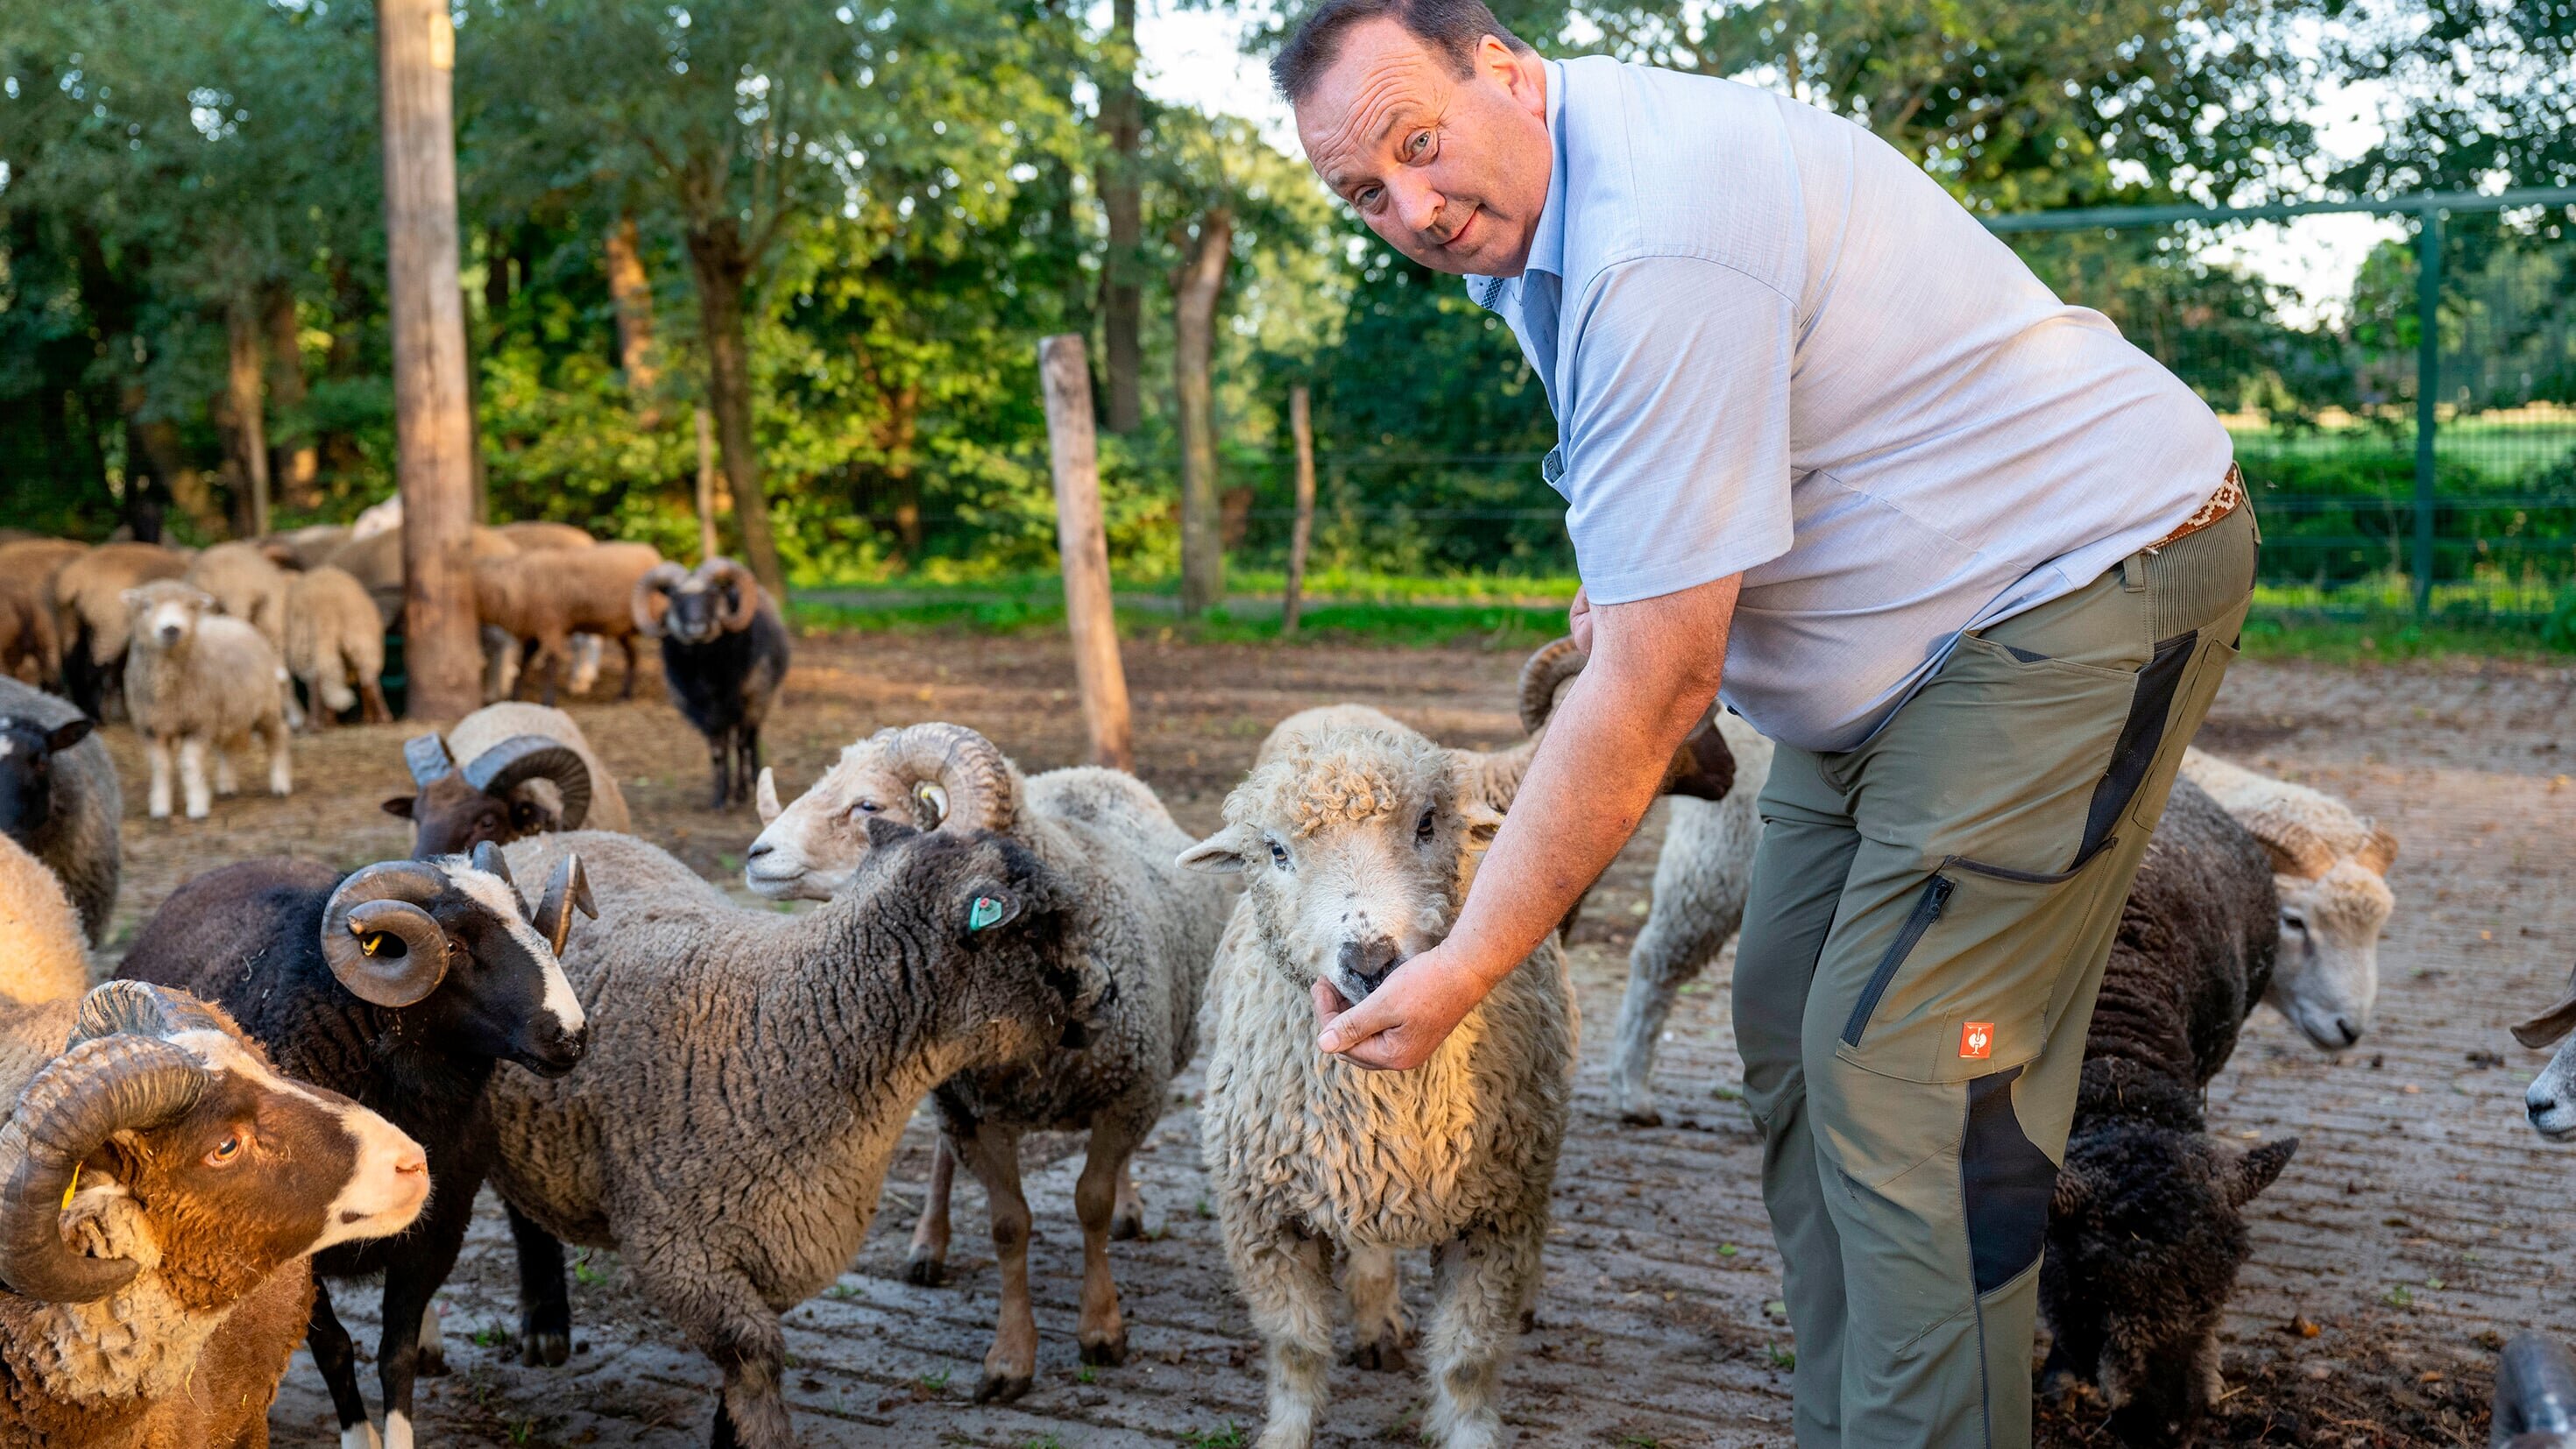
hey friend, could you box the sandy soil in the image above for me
[74,631,2573,1447]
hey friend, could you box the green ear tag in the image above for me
[969,896,1006,931]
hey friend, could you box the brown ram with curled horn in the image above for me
[0,979,427,1446]
[384,701,626,857]
[633,555,790,809]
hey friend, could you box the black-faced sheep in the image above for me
[1181,719,1573,1449]
[0,675,121,945]
[2038,775,2299,1445]
[119,845,591,1449]
[50,541,188,720]
[285,563,393,728]
[0,969,430,1449]
[2180,748,2396,1049]
[0,537,85,689]
[742,722,1231,1400]
[633,558,790,809]
[476,540,662,704]
[121,578,292,820]
[484,823,1085,1447]
[385,701,633,857]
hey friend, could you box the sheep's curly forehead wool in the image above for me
[1227,727,1452,839]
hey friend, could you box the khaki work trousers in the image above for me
[1734,503,2258,1448]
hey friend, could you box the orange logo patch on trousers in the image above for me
[1959,1021,1994,1059]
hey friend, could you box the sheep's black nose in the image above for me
[2333,1018,2360,1046]
[1339,937,1405,996]
[2532,1092,2560,1122]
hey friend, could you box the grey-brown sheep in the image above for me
[0,675,121,944]
[284,563,392,727]
[50,541,188,719]
[0,538,86,689]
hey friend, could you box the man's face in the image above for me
[1295,18,1551,278]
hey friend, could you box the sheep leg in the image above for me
[1610,799,1752,1127]
[373,1260,443,1449]
[360,675,393,724]
[1342,1241,1411,1370]
[307,1278,383,1449]
[708,726,732,811]
[145,735,174,819]
[640,1256,791,1449]
[1231,1222,1335,1449]
[506,1201,575,1367]
[213,740,240,796]
[955,1122,1040,1403]
[734,725,761,809]
[416,1299,446,1376]
[1074,1116,1142,1366]
[1110,1161,1145,1241]
[180,735,213,819]
[619,633,640,701]
[904,1133,956,1286]
[1423,1214,1546,1449]
[265,716,293,796]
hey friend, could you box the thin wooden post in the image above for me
[1282,385,1315,636]
[694,405,720,563]
[1039,334,1134,771]
[2412,204,2442,620]
[378,0,480,719]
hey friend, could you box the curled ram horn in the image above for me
[881,723,1018,834]
[460,734,593,833]
[2513,963,2576,1050]
[321,861,454,1008]
[631,562,688,639]
[471,840,514,890]
[1516,636,1589,737]
[702,556,761,633]
[404,732,457,787]
[532,852,596,958]
[68,979,233,1050]
[0,1028,211,1302]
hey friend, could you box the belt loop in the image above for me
[2120,553,2148,593]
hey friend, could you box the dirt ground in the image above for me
[74,630,2575,1448]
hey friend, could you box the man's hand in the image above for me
[1312,942,1501,1071]
[1315,573,1739,1070]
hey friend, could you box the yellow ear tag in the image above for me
[361,932,388,958]
[60,1163,78,1212]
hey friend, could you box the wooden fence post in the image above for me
[694,405,720,563]
[1283,385,1315,636]
[378,0,480,720]
[1038,335,1135,771]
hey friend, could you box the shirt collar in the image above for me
[1523,58,1568,279]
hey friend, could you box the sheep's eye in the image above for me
[2282,912,2310,936]
[1267,839,1291,868]
[206,1132,245,1166]
[1415,809,1436,845]
[852,800,881,817]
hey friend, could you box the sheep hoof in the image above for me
[416,1343,449,1376]
[973,1369,1032,1403]
[520,1331,570,1368]
[1079,1331,1129,1368]
[1346,1338,1408,1373]
[903,1254,948,1288]
[1617,1101,1663,1127]
[1109,1208,1146,1241]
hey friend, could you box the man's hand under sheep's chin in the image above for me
[1313,941,1505,1071]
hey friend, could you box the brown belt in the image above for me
[2146,463,2246,552]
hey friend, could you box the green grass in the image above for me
[2237,611,2574,664]
[790,595,1568,649]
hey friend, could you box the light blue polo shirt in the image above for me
[1470,57,2233,753]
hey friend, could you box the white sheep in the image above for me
[744,722,1230,1400]
[1180,719,1573,1449]
[1609,712,1775,1126]
[121,578,292,820]
[284,563,392,728]
[2178,748,2397,1049]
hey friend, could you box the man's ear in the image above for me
[381,795,416,820]
[1177,824,1256,875]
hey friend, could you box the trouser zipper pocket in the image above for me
[1841,873,1955,1046]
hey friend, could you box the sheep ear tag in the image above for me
[969,895,1012,931]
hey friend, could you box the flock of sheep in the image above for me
[0,516,2569,1448]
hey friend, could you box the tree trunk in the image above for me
[685,218,788,603]
[1038,334,1133,770]
[264,284,318,508]
[378,0,481,719]
[223,294,272,538]
[693,406,719,563]
[881,382,923,556]
[605,214,661,424]
[1283,384,1315,635]
[1172,208,1232,618]
[1097,0,1143,434]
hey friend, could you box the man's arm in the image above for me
[1315,572,1739,1069]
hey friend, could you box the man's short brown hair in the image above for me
[1270,0,1532,104]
